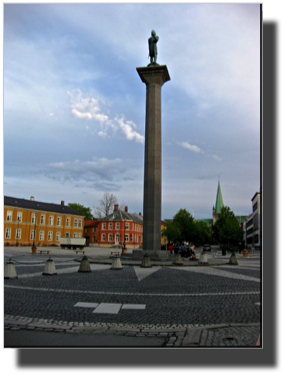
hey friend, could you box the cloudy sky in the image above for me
[4,3,260,220]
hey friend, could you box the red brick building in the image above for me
[83,205,143,249]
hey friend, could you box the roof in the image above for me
[84,219,99,228]
[4,196,84,217]
[215,181,224,214]
[99,209,143,224]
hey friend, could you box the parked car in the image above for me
[203,244,211,252]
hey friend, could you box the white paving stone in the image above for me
[121,304,146,310]
[93,303,122,314]
[74,302,99,308]
[173,266,260,283]
[133,266,161,281]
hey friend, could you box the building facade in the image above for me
[244,192,261,248]
[84,219,99,247]
[84,205,144,249]
[4,196,84,246]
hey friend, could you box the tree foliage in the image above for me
[162,209,211,244]
[212,206,243,247]
[68,203,93,220]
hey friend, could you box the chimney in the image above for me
[30,196,35,201]
[61,200,65,206]
[114,204,119,211]
[125,206,128,212]
[139,212,142,216]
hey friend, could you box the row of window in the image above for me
[6,210,82,227]
[99,222,143,232]
[5,228,81,241]
[100,233,141,242]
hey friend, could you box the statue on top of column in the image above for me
[148,30,159,67]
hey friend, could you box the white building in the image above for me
[244,192,261,249]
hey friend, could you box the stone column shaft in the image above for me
[136,66,170,251]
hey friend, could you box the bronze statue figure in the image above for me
[148,30,159,66]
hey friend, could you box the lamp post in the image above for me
[122,218,127,254]
[16,220,19,246]
[32,213,37,254]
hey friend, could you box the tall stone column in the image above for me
[136,65,170,251]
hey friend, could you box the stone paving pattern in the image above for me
[4,248,261,347]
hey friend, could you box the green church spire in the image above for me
[215,180,224,214]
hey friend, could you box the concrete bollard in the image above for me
[173,253,183,266]
[111,256,123,270]
[141,255,152,268]
[229,253,238,265]
[199,252,208,264]
[43,257,57,275]
[78,256,92,273]
[4,259,18,279]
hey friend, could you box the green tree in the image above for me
[212,206,243,248]
[68,203,93,220]
[162,209,211,245]
[161,220,181,243]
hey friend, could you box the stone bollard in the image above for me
[78,256,92,273]
[141,255,152,268]
[173,253,183,266]
[199,252,208,264]
[229,253,238,265]
[43,257,57,275]
[111,256,123,270]
[4,259,18,279]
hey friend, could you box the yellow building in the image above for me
[4,196,84,247]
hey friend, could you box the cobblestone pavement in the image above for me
[4,247,261,347]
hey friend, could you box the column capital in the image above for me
[136,65,170,86]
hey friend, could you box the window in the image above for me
[102,223,106,230]
[73,233,77,238]
[6,211,12,221]
[108,234,113,242]
[109,223,113,229]
[5,228,11,239]
[102,234,106,241]
[16,229,22,240]
[17,212,22,222]
[56,232,61,241]
[57,217,61,226]
[78,219,82,228]
[85,228,88,233]
[92,236,96,243]
[74,219,78,227]
[78,233,81,238]
[116,223,120,230]
[48,231,53,241]
[125,223,129,230]
[93,227,96,233]
[31,213,37,224]
[49,216,54,225]
[40,215,45,225]
[253,203,258,212]
[30,230,35,240]
[124,234,129,242]
[66,218,71,227]
[65,232,70,238]
[39,231,44,241]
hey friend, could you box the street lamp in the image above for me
[122,218,126,253]
[32,213,37,253]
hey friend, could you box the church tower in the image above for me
[213,180,224,224]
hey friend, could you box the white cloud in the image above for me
[178,141,202,154]
[68,89,144,143]
[115,117,144,144]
